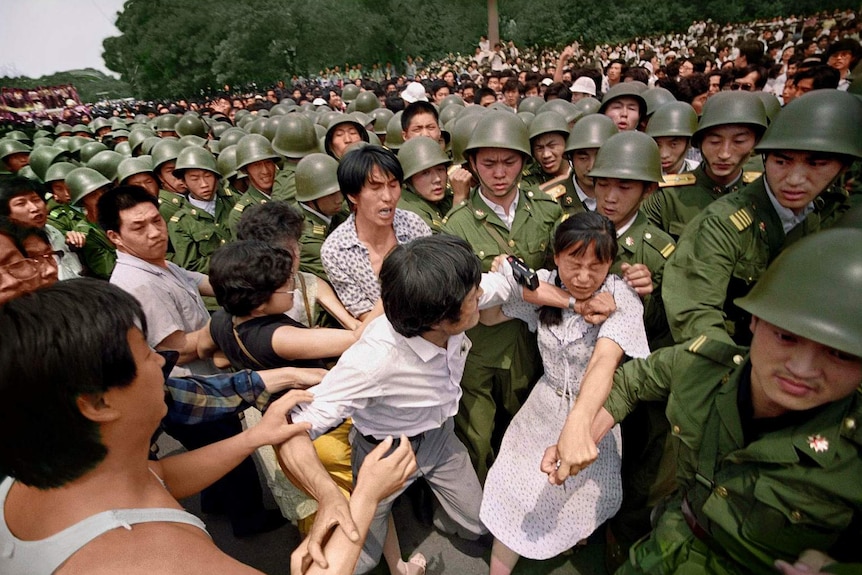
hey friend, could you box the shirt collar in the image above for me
[573,179,596,211]
[764,178,814,233]
[477,189,520,228]
[115,250,169,275]
[188,196,216,216]
[301,203,332,225]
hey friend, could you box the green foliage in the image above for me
[0,69,132,103]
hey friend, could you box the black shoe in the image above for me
[232,508,288,538]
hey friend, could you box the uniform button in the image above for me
[845,417,857,431]
[508,239,515,247]
[790,510,802,522]
[732,354,744,365]
[715,486,728,498]
[644,232,652,240]
[478,251,485,258]
[527,191,534,198]
[672,425,681,435]
[721,375,729,384]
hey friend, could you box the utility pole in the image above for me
[488,0,499,47]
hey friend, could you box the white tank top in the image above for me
[0,476,209,574]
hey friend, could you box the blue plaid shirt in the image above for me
[164,370,270,425]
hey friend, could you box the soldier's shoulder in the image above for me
[683,335,748,368]
[658,172,697,189]
[640,223,676,259]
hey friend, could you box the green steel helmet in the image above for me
[0,139,31,161]
[176,115,207,138]
[517,111,535,128]
[573,96,602,115]
[219,127,248,149]
[755,89,862,159]
[65,137,88,157]
[28,145,70,181]
[565,113,619,153]
[385,112,405,151]
[587,131,662,183]
[272,114,318,159]
[256,109,270,118]
[354,91,381,113]
[128,127,156,154]
[6,130,32,144]
[32,129,52,140]
[314,124,326,140]
[91,117,112,133]
[755,92,781,123]
[834,203,862,230]
[599,82,648,119]
[155,114,180,133]
[236,133,281,171]
[79,141,109,164]
[151,139,185,171]
[115,141,132,157]
[140,136,163,156]
[344,100,357,114]
[179,135,207,148]
[237,114,255,130]
[295,153,341,202]
[110,129,130,140]
[233,109,251,123]
[350,111,373,130]
[439,104,463,131]
[110,118,128,131]
[66,167,111,206]
[209,121,231,139]
[44,161,77,184]
[116,157,155,184]
[265,115,287,141]
[323,114,370,158]
[464,111,531,158]
[645,102,698,138]
[538,98,582,125]
[216,145,242,180]
[280,98,297,107]
[53,136,72,152]
[370,107,394,136]
[87,150,124,181]
[367,132,382,146]
[450,111,484,165]
[735,228,862,357]
[54,123,74,136]
[174,146,220,178]
[32,137,55,149]
[398,136,451,181]
[518,96,545,115]
[247,117,269,136]
[528,111,571,142]
[269,103,291,116]
[488,101,515,113]
[693,91,767,147]
[341,84,361,102]
[438,94,465,111]
[643,87,677,117]
[207,140,220,155]
[72,124,91,136]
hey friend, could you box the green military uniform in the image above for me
[606,337,862,575]
[442,186,561,480]
[641,164,761,240]
[272,162,299,205]
[228,184,271,236]
[46,199,83,234]
[298,207,334,281]
[158,189,187,222]
[73,220,117,280]
[397,185,451,234]
[167,187,236,273]
[662,177,849,346]
[538,169,587,218]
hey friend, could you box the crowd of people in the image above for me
[1,6,862,575]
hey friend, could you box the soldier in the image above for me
[397,135,452,233]
[271,114,319,204]
[216,144,249,196]
[65,167,116,280]
[563,114,619,213]
[295,153,344,281]
[645,101,700,177]
[168,146,236,274]
[442,111,562,480]
[323,114,371,161]
[547,227,862,575]
[227,134,282,235]
[0,140,31,175]
[525,111,575,210]
[44,162,82,233]
[116,157,160,198]
[642,91,768,240]
[151,139,188,221]
[663,89,860,346]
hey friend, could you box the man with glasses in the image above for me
[0,217,58,304]
[730,64,767,92]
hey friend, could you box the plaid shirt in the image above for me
[164,370,270,425]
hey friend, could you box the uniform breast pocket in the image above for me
[520,234,550,270]
[190,228,220,255]
[740,475,852,557]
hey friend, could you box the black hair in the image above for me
[0,279,146,488]
[737,40,765,66]
[209,240,294,317]
[475,87,497,105]
[337,145,403,198]
[401,101,439,132]
[235,201,303,248]
[791,64,840,90]
[623,67,651,85]
[0,175,46,215]
[96,185,159,233]
[539,212,617,326]
[380,235,481,338]
[544,82,572,102]
[0,216,27,254]
[677,73,710,104]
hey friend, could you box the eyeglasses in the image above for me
[33,251,63,267]
[730,82,753,91]
[0,258,39,280]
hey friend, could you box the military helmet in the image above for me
[128,127,156,154]
[209,121,231,140]
[643,87,677,117]
[140,136,163,156]
[295,153,341,202]
[269,103,292,116]
[54,123,74,136]
[65,137,88,157]
[488,101,515,113]
[233,108,251,123]
[5,130,32,144]
[87,150,124,181]
[538,99,582,125]
[314,124,326,140]
[341,84,361,102]
[369,107,394,136]
[216,145,244,180]
[44,161,77,184]
[155,114,180,133]
[236,134,281,171]
[528,111,571,142]
[151,139,185,171]
[693,91,767,147]
[66,167,111,206]
[323,114,370,158]
[115,141,132,157]
[450,111,484,165]
[280,98,298,107]
[573,96,602,115]
[176,115,207,138]
[588,131,662,183]
[755,92,781,123]
[0,139,31,161]
[464,111,531,158]
[439,104,463,130]
[179,135,207,148]
[53,136,72,151]
[236,115,255,130]
[565,114,619,153]
[354,91,381,113]
[599,82,648,120]
[247,117,269,137]
[398,136,451,181]
[438,94,466,111]
[174,146,220,178]
[317,111,341,129]
[32,129,52,140]
[385,112,405,151]
[350,111,373,131]
[219,127,248,149]
[735,228,862,357]
[116,157,155,184]
[91,117,112,134]
[28,145,70,182]
[518,96,546,115]
[646,102,698,138]
[755,89,862,159]
[272,114,319,159]
[517,111,535,128]
[79,141,109,164]
[32,137,54,149]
